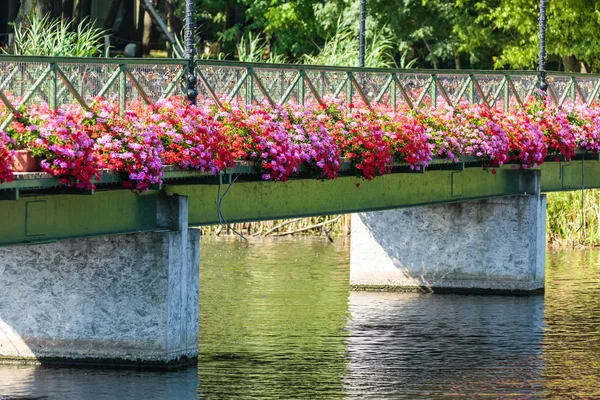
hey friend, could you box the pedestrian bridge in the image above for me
[0,56,599,247]
[0,56,599,368]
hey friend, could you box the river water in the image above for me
[1,237,599,399]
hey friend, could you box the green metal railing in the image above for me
[2,56,600,130]
[0,57,187,130]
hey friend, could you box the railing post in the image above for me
[469,74,475,104]
[504,75,509,112]
[246,67,253,105]
[570,77,576,103]
[346,72,353,104]
[431,74,437,108]
[391,73,397,110]
[49,63,58,110]
[299,70,306,105]
[119,64,127,115]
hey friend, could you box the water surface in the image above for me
[1,237,600,399]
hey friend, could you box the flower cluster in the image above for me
[570,105,600,153]
[3,95,600,192]
[11,103,99,190]
[86,99,164,192]
[0,131,14,183]
[142,98,236,174]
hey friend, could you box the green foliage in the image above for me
[302,18,395,68]
[456,0,600,71]
[236,32,288,63]
[547,189,600,247]
[7,14,106,57]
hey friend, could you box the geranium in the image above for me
[279,103,341,180]
[11,103,98,190]
[418,108,462,162]
[377,106,432,169]
[527,99,577,159]
[569,105,600,154]
[323,101,393,180]
[217,103,302,181]
[143,97,235,174]
[499,108,547,168]
[6,93,600,189]
[0,131,14,183]
[87,99,163,193]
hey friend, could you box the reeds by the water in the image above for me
[546,189,600,247]
[201,214,351,238]
[203,190,600,247]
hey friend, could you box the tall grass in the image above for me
[201,215,351,237]
[237,32,288,64]
[302,18,397,68]
[7,14,106,57]
[546,189,600,247]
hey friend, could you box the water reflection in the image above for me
[345,292,544,398]
[543,249,600,399]
[198,237,350,399]
[1,238,600,399]
[0,365,198,400]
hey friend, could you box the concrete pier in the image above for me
[351,194,547,294]
[0,196,199,368]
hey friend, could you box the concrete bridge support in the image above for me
[351,193,546,294]
[0,196,199,368]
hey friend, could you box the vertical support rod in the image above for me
[431,74,437,108]
[246,68,253,105]
[185,0,198,105]
[299,70,306,105]
[538,0,548,93]
[346,72,353,104]
[503,76,509,112]
[391,73,397,111]
[468,74,475,104]
[119,64,126,116]
[359,0,366,68]
[49,63,58,110]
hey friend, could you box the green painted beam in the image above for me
[539,159,600,192]
[4,160,600,247]
[168,167,537,226]
[0,190,159,247]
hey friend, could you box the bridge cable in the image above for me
[217,174,247,241]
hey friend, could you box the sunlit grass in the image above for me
[6,14,106,57]
[547,189,600,247]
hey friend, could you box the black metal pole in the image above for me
[359,0,366,67]
[185,0,198,105]
[538,0,548,92]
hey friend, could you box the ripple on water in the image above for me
[2,238,600,399]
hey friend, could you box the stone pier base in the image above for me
[0,196,199,368]
[351,195,546,294]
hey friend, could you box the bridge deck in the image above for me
[1,157,598,247]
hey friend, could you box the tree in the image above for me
[458,0,600,72]
[15,0,52,25]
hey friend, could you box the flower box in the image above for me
[11,150,40,172]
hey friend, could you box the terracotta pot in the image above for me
[11,150,40,172]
